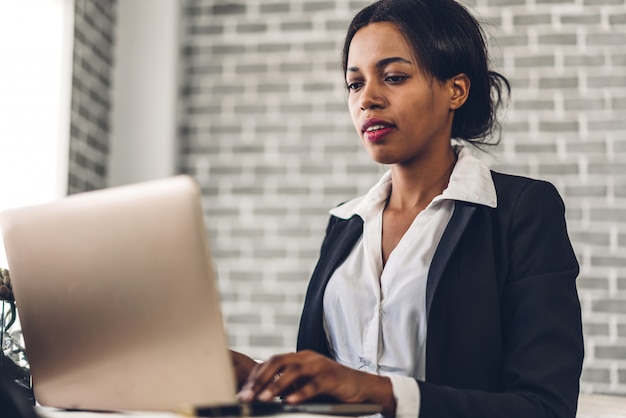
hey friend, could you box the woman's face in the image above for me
[346,22,456,167]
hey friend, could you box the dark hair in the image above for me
[342,0,510,145]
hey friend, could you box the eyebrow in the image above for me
[347,56,413,73]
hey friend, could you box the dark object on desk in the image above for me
[183,401,383,417]
[0,351,33,402]
[0,373,37,418]
[181,401,285,417]
[282,402,383,416]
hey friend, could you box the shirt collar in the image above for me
[329,145,497,220]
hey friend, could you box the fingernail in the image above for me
[258,389,273,401]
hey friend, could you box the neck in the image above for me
[387,146,457,211]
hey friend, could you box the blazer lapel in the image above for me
[426,202,476,318]
[297,216,363,354]
[310,216,364,304]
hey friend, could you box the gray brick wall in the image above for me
[179,0,378,361]
[68,0,116,194]
[471,0,626,395]
[177,0,626,394]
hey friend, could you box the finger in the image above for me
[237,363,264,399]
[255,353,337,402]
[239,354,291,400]
[230,351,259,389]
[282,379,324,404]
[254,365,309,401]
[283,361,366,404]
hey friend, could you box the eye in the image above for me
[346,81,363,91]
[385,75,408,84]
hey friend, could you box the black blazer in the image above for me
[297,171,584,418]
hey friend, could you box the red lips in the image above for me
[361,118,395,143]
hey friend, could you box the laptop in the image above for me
[0,175,382,416]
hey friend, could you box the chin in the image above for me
[362,141,409,166]
[368,154,398,165]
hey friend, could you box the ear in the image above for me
[448,73,470,111]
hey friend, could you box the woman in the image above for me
[234,0,584,417]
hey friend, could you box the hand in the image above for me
[229,350,259,390]
[237,350,396,417]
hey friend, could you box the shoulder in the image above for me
[491,170,555,193]
[490,170,564,213]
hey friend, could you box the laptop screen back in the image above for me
[0,175,237,411]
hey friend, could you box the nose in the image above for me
[359,81,387,111]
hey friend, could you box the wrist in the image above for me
[363,374,396,418]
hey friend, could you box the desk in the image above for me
[36,394,626,418]
[37,408,326,418]
[37,408,178,418]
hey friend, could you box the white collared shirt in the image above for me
[322,145,497,418]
